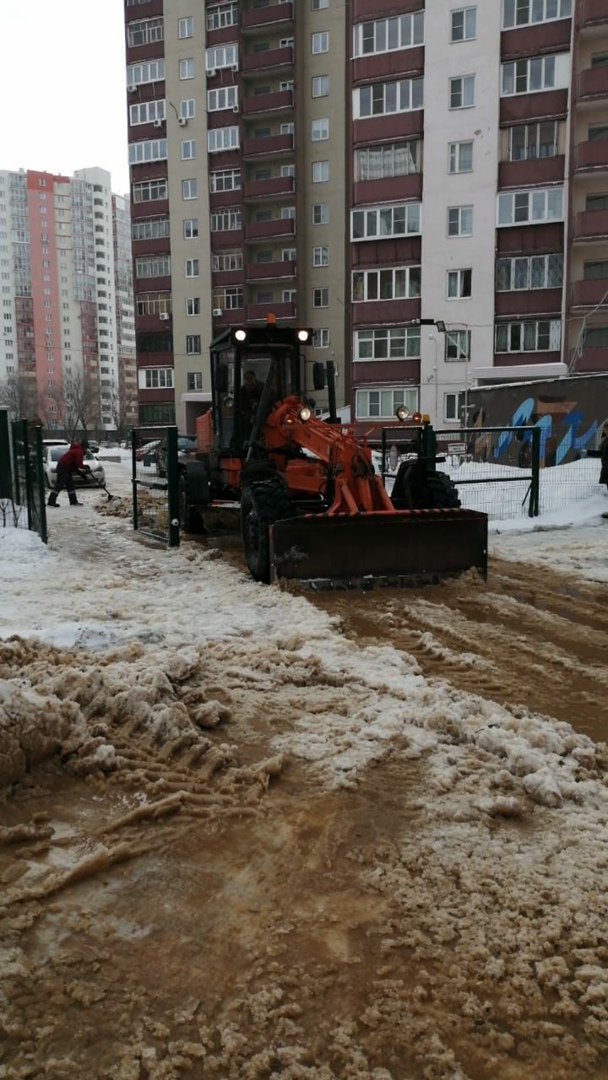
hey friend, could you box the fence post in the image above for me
[33,426,47,544]
[166,426,180,548]
[381,427,387,484]
[0,409,11,499]
[530,427,541,517]
[131,430,139,531]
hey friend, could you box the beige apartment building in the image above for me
[124,0,608,437]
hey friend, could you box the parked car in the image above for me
[87,440,100,455]
[42,445,106,490]
[156,434,197,478]
[42,438,69,448]
[135,439,161,464]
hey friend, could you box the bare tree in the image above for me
[60,371,97,440]
[0,373,39,420]
[109,383,138,443]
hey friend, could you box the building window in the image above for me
[181,139,196,160]
[354,327,420,360]
[495,319,561,352]
[127,3,162,26]
[182,179,198,199]
[451,7,476,41]
[497,186,563,225]
[353,11,424,56]
[132,216,170,240]
[353,265,421,301]
[584,260,608,280]
[135,255,171,278]
[313,328,330,347]
[447,268,472,298]
[509,121,558,160]
[210,209,242,231]
[207,2,238,30]
[208,126,240,152]
[312,0,328,7]
[312,160,329,182]
[445,392,466,422]
[208,86,238,111]
[178,17,193,38]
[354,78,424,118]
[503,0,571,29]
[313,287,329,307]
[356,387,419,419]
[186,335,202,354]
[186,298,201,315]
[445,330,471,361]
[185,259,200,277]
[206,44,239,71]
[311,118,329,141]
[355,140,421,181]
[179,58,194,79]
[448,206,473,237]
[184,218,199,239]
[449,141,474,173]
[212,250,243,271]
[142,367,174,389]
[449,75,475,109]
[312,31,329,53]
[213,287,243,309]
[180,99,196,120]
[129,139,167,165]
[282,289,297,303]
[502,54,567,96]
[127,59,165,87]
[210,169,241,192]
[496,253,563,290]
[129,99,166,126]
[313,245,329,266]
[313,203,329,225]
[312,75,329,97]
[187,372,203,390]
[351,202,421,240]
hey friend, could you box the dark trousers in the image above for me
[48,465,79,505]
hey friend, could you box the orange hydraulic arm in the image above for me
[262,395,396,515]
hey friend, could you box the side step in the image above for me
[270,508,488,587]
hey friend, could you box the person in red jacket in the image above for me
[47,439,92,507]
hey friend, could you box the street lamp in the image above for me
[413,319,469,424]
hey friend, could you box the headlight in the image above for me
[234,328,247,342]
[297,329,310,343]
[298,405,312,422]
[395,405,410,422]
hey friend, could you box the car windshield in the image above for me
[49,447,96,462]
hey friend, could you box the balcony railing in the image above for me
[243,176,294,200]
[242,134,294,159]
[581,0,608,27]
[246,260,296,282]
[242,88,294,117]
[576,140,608,171]
[574,210,608,240]
[242,46,293,76]
[579,66,608,99]
[572,279,608,307]
[247,301,296,322]
[242,2,293,32]
[244,218,295,241]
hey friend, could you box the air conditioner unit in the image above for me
[231,64,239,73]
[127,84,138,93]
[159,312,170,321]
[152,118,163,128]
[212,308,223,317]
[178,116,188,126]
[232,105,239,114]
[208,68,216,77]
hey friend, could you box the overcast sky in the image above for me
[1,0,130,195]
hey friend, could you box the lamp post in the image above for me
[413,319,469,425]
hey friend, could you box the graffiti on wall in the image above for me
[473,393,603,467]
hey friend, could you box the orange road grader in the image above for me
[177,320,488,587]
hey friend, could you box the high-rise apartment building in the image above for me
[124,0,608,437]
[0,167,136,435]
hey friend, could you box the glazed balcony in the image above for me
[494,289,562,318]
[247,301,296,322]
[246,260,296,282]
[242,133,294,160]
[244,218,295,241]
[352,298,420,326]
[576,139,608,171]
[242,88,294,117]
[574,210,608,241]
[242,2,293,33]
[500,18,571,59]
[125,0,163,23]
[354,174,422,206]
[241,46,293,77]
[243,176,294,201]
[579,66,608,100]
[572,278,608,308]
[580,0,608,28]
[353,47,424,83]
[500,90,568,125]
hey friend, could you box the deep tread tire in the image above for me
[392,463,461,510]
[241,475,292,583]
[420,471,461,509]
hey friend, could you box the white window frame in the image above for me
[352,265,421,301]
[127,59,165,87]
[312,160,329,183]
[355,387,419,419]
[179,58,195,80]
[181,139,196,160]
[445,330,471,361]
[355,141,421,181]
[312,31,329,54]
[186,334,202,354]
[133,178,168,203]
[447,206,473,237]
[449,74,475,109]
[208,127,240,153]
[178,17,193,39]
[312,75,329,97]
[494,319,561,353]
[445,392,466,422]
[509,121,558,160]
[210,210,242,232]
[447,268,472,298]
[183,218,198,239]
[214,287,243,310]
[502,0,572,30]
[501,54,568,96]
[311,118,329,141]
[313,203,329,225]
[129,99,166,126]
[182,179,198,200]
[353,11,424,57]
[210,169,241,193]
[313,245,329,267]
[313,328,330,347]
[127,18,164,47]
[185,259,200,278]
[449,141,474,173]
[354,78,424,119]
[186,297,201,316]
[141,367,174,390]
[354,327,421,361]
[208,86,238,112]
[312,287,329,307]
[207,3,238,31]
[451,7,477,41]
[206,44,239,72]
[179,99,196,120]
[497,186,563,226]
[129,139,167,165]
[351,202,421,241]
[212,250,243,271]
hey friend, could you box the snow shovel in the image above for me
[84,472,120,502]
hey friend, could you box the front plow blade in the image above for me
[270,509,488,587]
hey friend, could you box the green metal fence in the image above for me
[3,420,48,541]
[131,426,179,546]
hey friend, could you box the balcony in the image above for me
[500,90,568,125]
[245,218,295,241]
[247,301,296,322]
[498,156,565,188]
[354,112,423,146]
[352,298,420,327]
[353,47,424,83]
[246,260,296,282]
[494,289,563,318]
[244,176,294,200]
[353,0,422,17]
[213,306,245,326]
[242,46,293,77]
[572,279,608,308]
[500,18,571,59]
[576,139,608,171]
[570,346,608,372]
[242,2,293,33]
[354,174,422,206]
[579,66,608,100]
[242,133,293,160]
[580,0,608,29]
[242,88,294,117]
[574,210,608,241]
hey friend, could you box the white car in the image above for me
[42,445,106,491]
